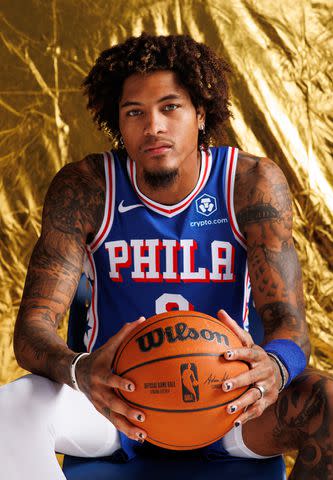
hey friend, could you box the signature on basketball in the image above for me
[204,373,229,385]
[136,322,230,353]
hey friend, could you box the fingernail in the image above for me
[224,381,233,391]
[127,383,134,391]
[136,414,144,422]
[225,351,233,359]
[235,421,241,427]
[228,405,238,414]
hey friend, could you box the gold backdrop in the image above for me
[1,0,332,395]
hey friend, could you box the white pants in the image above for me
[0,374,274,479]
[0,375,120,479]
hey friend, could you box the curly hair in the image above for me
[83,33,232,148]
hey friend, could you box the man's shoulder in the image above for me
[52,153,105,192]
[62,152,104,176]
[236,150,287,189]
[237,150,281,176]
[234,150,290,217]
[43,153,107,240]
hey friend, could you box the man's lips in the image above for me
[143,143,173,154]
[145,146,172,154]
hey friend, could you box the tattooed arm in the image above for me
[13,154,105,386]
[218,153,311,424]
[13,154,148,441]
[235,152,310,358]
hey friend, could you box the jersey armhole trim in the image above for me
[84,248,99,352]
[88,151,115,254]
[242,263,251,332]
[225,147,247,250]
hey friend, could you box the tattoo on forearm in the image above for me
[14,307,73,384]
[259,301,302,334]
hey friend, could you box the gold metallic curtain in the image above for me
[1,0,332,387]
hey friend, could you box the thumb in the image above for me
[106,316,146,355]
[217,309,253,348]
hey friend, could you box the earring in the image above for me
[199,124,205,133]
[119,136,124,147]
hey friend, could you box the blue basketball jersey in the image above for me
[83,146,250,352]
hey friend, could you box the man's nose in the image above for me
[143,111,166,136]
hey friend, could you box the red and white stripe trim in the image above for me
[225,147,247,250]
[84,249,99,352]
[126,149,212,218]
[88,151,115,254]
[84,151,115,350]
[242,264,251,331]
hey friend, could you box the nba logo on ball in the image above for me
[195,193,217,216]
[181,363,200,402]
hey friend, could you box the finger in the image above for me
[222,365,271,392]
[225,387,263,415]
[233,399,267,426]
[217,310,254,348]
[107,411,147,442]
[107,316,146,355]
[105,390,146,423]
[224,345,264,364]
[108,371,137,393]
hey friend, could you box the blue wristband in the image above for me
[263,339,307,386]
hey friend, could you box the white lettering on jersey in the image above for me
[162,239,180,281]
[104,239,235,283]
[210,240,235,281]
[180,239,209,282]
[131,239,162,281]
[105,240,131,281]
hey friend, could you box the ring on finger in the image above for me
[252,384,267,400]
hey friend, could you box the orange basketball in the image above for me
[113,311,249,450]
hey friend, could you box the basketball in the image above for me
[113,311,250,450]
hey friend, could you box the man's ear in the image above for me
[196,106,206,126]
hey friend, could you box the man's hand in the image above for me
[75,317,147,442]
[218,310,283,426]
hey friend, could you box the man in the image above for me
[0,33,332,479]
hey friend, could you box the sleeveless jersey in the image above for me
[83,146,250,352]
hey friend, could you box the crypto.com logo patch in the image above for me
[195,193,217,217]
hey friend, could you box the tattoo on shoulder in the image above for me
[235,153,293,234]
[44,153,105,241]
[237,204,280,227]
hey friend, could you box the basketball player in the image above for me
[0,33,332,479]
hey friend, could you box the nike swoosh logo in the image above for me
[118,200,145,213]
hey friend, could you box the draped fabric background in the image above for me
[0,0,332,470]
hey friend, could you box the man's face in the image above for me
[119,70,205,189]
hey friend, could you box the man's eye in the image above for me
[164,104,179,111]
[127,110,142,117]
